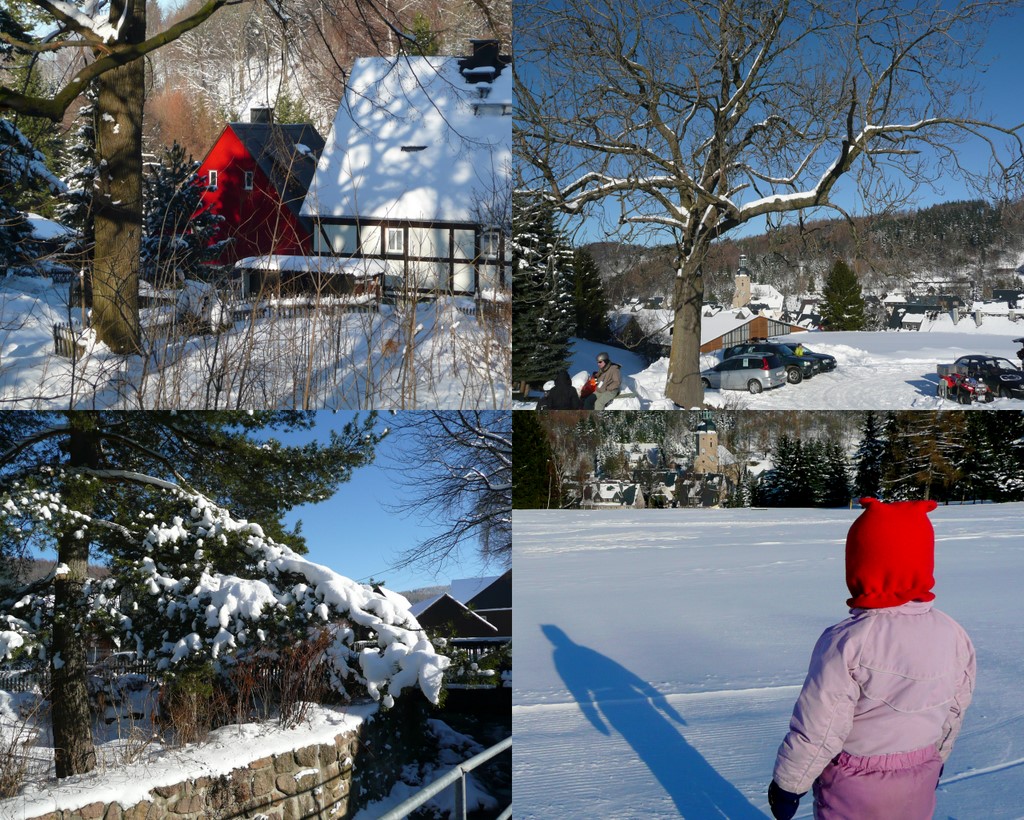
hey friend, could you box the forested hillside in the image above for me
[593,199,1024,307]
[3,0,509,212]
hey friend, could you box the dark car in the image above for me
[792,343,837,373]
[952,354,1024,399]
[722,340,815,384]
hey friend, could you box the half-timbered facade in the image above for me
[299,40,512,297]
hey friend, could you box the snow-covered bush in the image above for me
[176,280,230,330]
[1,485,449,711]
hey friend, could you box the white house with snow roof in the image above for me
[298,40,511,298]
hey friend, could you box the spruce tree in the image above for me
[512,192,575,393]
[142,141,227,287]
[819,258,866,330]
[56,88,99,262]
[854,411,886,498]
[0,104,62,271]
[820,438,851,507]
[513,411,557,508]
[572,247,610,341]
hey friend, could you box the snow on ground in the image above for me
[513,505,1024,819]
[0,700,496,820]
[0,275,509,409]
[516,328,1024,410]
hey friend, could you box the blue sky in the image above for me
[526,5,1024,246]
[272,412,497,595]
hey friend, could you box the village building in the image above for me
[283,40,512,299]
[196,108,325,272]
[411,571,511,645]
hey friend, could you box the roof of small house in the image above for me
[450,574,502,605]
[301,51,512,224]
[225,122,325,217]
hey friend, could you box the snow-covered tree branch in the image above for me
[516,0,1024,407]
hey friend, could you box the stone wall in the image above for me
[25,703,428,820]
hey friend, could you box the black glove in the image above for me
[768,780,804,820]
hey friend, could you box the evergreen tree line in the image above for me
[512,192,612,393]
[513,409,1024,510]
[753,411,1024,508]
[752,434,852,507]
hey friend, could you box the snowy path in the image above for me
[513,507,1024,818]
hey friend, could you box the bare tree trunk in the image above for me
[51,416,100,778]
[665,256,705,408]
[92,0,146,355]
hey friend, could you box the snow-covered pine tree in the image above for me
[142,141,227,287]
[819,438,851,507]
[853,410,886,498]
[512,192,575,394]
[0,411,395,778]
[572,247,610,342]
[0,118,62,272]
[962,413,1024,502]
[819,258,866,331]
[56,88,99,262]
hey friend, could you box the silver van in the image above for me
[700,353,787,394]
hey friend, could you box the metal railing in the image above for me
[376,735,512,820]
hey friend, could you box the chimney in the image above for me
[471,39,499,66]
[459,39,510,81]
[250,106,274,124]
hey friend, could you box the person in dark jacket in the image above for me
[537,369,582,410]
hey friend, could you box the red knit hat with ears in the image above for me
[845,498,938,609]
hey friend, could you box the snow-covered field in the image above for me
[0,275,509,409]
[513,505,1024,819]
[516,327,1024,410]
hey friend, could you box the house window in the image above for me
[243,171,254,191]
[386,227,404,255]
[481,230,501,259]
[208,169,218,190]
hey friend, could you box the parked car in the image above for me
[792,343,837,372]
[701,353,787,394]
[722,341,816,383]
[950,354,1024,399]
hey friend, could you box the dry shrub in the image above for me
[0,694,46,798]
[158,666,231,746]
[278,630,333,728]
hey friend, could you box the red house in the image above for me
[197,108,325,266]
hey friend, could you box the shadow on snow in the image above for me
[541,624,766,819]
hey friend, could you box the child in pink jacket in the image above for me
[769,498,976,820]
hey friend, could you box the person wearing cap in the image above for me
[768,498,975,820]
[537,369,582,410]
[583,352,621,412]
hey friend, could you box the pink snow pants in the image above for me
[812,746,943,820]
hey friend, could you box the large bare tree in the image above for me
[516,0,1024,407]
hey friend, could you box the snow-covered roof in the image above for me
[301,52,511,224]
[750,283,784,311]
[701,308,757,343]
[234,255,395,278]
[450,575,501,605]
